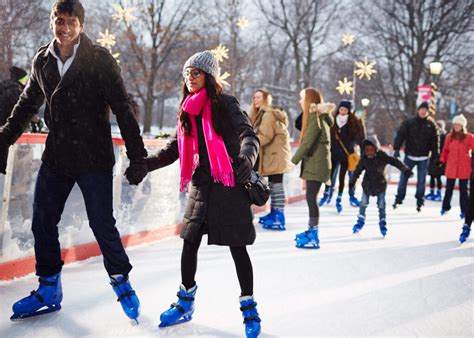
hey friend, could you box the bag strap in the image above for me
[334,130,350,156]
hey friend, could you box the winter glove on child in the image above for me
[236,155,252,183]
[393,150,400,158]
[125,158,148,185]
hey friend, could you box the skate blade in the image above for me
[159,315,193,328]
[296,245,320,249]
[10,304,61,322]
[262,226,286,231]
[295,242,320,249]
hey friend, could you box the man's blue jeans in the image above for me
[32,163,132,277]
[395,157,429,206]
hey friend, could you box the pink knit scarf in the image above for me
[177,88,234,191]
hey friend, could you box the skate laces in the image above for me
[240,300,261,323]
[29,290,44,303]
[110,275,136,302]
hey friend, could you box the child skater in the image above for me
[349,137,412,237]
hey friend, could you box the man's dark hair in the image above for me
[51,0,85,25]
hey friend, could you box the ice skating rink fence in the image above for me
[0,135,406,279]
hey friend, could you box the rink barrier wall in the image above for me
[0,135,452,281]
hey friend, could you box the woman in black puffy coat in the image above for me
[144,51,261,337]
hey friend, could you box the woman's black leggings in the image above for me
[331,158,349,194]
[306,180,322,226]
[430,175,442,190]
[181,234,253,296]
[442,178,469,213]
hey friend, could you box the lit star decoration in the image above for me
[211,44,229,63]
[217,71,230,86]
[354,57,377,80]
[112,2,137,25]
[237,17,250,29]
[97,29,116,49]
[341,34,355,46]
[336,77,354,95]
[112,52,121,63]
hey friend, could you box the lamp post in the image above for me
[361,98,370,129]
[429,61,443,115]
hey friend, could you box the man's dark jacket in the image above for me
[1,33,146,174]
[393,115,439,158]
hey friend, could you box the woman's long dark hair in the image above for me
[331,109,363,137]
[178,73,224,136]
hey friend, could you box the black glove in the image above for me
[124,158,148,185]
[393,150,400,158]
[0,135,10,175]
[404,169,414,177]
[434,158,443,167]
[236,155,252,183]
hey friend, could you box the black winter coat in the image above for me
[393,116,438,158]
[428,132,446,176]
[146,94,259,246]
[330,116,365,163]
[350,139,410,196]
[0,80,23,126]
[1,34,146,174]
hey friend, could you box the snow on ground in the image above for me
[0,185,473,337]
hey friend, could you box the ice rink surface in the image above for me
[1,185,473,337]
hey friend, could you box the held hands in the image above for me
[235,155,252,183]
[404,169,414,177]
[393,150,400,158]
[124,158,148,185]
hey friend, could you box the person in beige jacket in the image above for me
[249,88,293,230]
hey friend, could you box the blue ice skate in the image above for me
[258,208,275,224]
[352,215,365,234]
[336,193,343,213]
[459,225,470,244]
[159,284,197,327]
[379,219,387,237]
[319,192,331,206]
[425,189,435,201]
[440,209,448,216]
[11,272,62,321]
[295,226,320,249]
[240,296,261,338]
[110,274,140,322]
[349,194,360,207]
[460,212,465,219]
[434,190,442,201]
[262,209,286,230]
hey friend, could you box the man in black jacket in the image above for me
[0,0,147,322]
[392,102,439,211]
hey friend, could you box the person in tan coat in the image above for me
[249,88,293,230]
